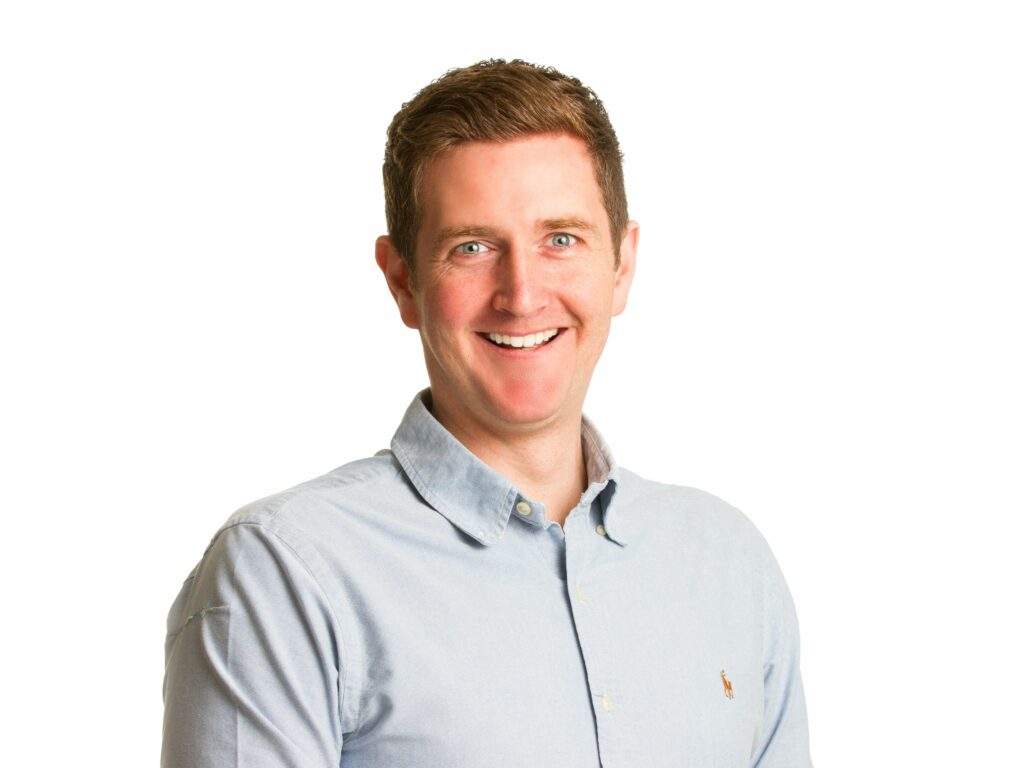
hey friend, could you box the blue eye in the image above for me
[551,233,577,247]
[455,241,490,255]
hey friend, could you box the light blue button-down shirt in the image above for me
[162,388,812,767]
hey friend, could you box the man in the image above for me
[162,58,812,767]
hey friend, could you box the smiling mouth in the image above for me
[477,328,565,350]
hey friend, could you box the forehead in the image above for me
[417,133,606,229]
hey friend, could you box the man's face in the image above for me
[377,132,637,434]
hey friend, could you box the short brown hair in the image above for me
[382,58,629,281]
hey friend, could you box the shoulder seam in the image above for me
[220,519,354,752]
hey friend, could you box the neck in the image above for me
[427,389,589,528]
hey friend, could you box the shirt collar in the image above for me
[390,387,627,547]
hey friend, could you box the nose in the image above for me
[491,244,548,317]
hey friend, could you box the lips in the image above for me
[477,328,566,354]
[481,328,561,349]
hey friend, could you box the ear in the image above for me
[375,235,421,330]
[611,220,639,316]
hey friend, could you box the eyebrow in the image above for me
[431,217,598,252]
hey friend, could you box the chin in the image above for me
[481,379,566,425]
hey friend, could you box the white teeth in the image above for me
[486,328,559,348]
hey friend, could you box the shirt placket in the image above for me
[563,493,629,768]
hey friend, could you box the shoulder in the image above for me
[613,466,781,579]
[181,451,401,595]
[212,451,404,538]
[615,466,797,625]
[617,466,767,543]
[177,451,405,587]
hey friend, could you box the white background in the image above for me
[2,1,1021,764]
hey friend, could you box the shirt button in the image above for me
[600,693,614,712]
[595,524,607,536]
[515,501,532,516]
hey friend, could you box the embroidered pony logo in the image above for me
[720,670,734,700]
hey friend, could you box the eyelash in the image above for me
[454,232,579,255]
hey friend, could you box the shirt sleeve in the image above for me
[750,539,813,768]
[161,521,345,768]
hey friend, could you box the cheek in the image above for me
[423,282,480,337]
[565,277,614,322]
